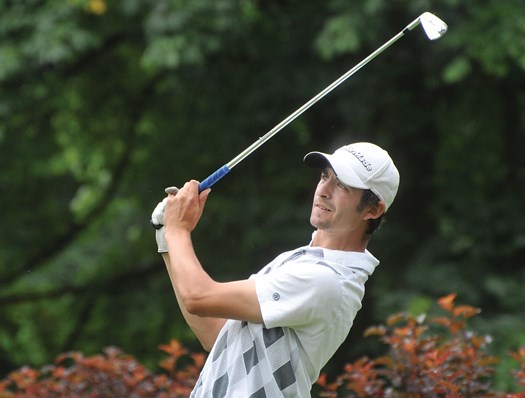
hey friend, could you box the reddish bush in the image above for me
[0,340,204,398]
[317,294,523,398]
[1,294,524,397]
[509,347,525,398]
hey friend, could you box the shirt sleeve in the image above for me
[255,261,342,329]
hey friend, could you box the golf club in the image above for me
[192,12,448,193]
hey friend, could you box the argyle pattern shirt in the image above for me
[190,246,379,397]
[191,319,304,397]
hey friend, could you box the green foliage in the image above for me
[0,0,525,387]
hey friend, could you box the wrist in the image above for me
[164,225,193,255]
[164,225,191,241]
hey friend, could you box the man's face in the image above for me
[310,167,367,236]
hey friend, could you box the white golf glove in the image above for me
[151,186,179,253]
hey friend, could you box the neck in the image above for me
[311,229,369,252]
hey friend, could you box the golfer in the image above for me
[151,142,399,397]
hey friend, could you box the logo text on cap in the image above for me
[344,147,373,171]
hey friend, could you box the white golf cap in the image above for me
[304,142,400,211]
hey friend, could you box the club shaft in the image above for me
[198,18,422,192]
[230,32,414,169]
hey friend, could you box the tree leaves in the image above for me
[1,0,525,385]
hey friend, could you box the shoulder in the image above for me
[256,260,342,303]
[255,262,343,329]
[292,261,342,289]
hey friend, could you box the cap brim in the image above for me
[304,151,369,190]
[304,151,330,168]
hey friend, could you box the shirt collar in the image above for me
[305,231,380,275]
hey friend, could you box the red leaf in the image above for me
[386,312,407,326]
[452,304,481,319]
[431,316,451,327]
[437,293,456,312]
[364,325,386,337]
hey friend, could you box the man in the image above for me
[151,142,399,397]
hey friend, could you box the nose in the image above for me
[317,177,334,198]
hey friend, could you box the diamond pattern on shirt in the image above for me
[263,326,285,348]
[249,386,267,398]
[243,342,259,374]
[212,373,228,398]
[191,320,301,397]
[274,361,296,391]
[212,330,228,362]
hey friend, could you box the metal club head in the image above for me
[419,12,448,40]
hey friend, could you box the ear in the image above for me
[363,200,386,220]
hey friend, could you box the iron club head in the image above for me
[419,12,448,40]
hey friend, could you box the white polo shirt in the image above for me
[190,245,378,398]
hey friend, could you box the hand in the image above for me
[151,186,179,253]
[150,186,179,227]
[164,180,210,234]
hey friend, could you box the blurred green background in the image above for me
[1,0,525,390]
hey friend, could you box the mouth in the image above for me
[315,203,332,212]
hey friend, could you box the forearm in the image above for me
[161,252,226,352]
[165,228,216,310]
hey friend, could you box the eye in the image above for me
[337,181,348,190]
[320,170,329,180]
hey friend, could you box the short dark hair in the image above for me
[357,189,384,238]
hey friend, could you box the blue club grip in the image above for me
[198,165,231,192]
